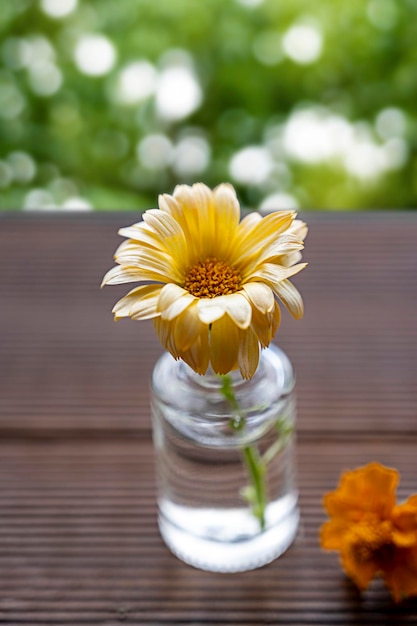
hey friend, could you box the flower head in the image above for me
[320,462,417,602]
[102,182,307,378]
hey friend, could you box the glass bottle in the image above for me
[150,343,299,572]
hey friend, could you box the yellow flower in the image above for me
[320,462,417,602]
[102,182,307,378]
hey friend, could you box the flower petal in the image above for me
[381,548,417,602]
[118,221,163,250]
[101,264,170,287]
[212,184,240,257]
[256,234,305,266]
[153,316,180,360]
[247,261,307,285]
[238,328,260,379]
[197,294,252,329]
[246,263,307,319]
[158,283,196,320]
[232,211,296,269]
[250,300,280,348]
[173,302,205,352]
[320,519,350,550]
[340,542,379,591]
[392,497,417,547]
[290,218,308,242]
[280,251,303,267]
[210,314,240,375]
[118,226,187,272]
[242,282,275,314]
[179,328,210,375]
[112,284,162,320]
[273,279,305,320]
[197,298,227,325]
[323,463,399,520]
[190,183,216,255]
[142,208,184,239]
[172,184,204,261]
[235,211,262,238]
[220,293,252,329]
[114,245,181,281]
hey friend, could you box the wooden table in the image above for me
[1,211,416,624]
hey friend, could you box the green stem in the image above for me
[242,444,267,531]
[220,374,267,531]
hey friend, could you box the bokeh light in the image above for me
[74,35,116,77]
[156,65,202,121]
[282,23,323,65]
[0,0,416,210]
[41,0,78,19]
[115,61,157,105]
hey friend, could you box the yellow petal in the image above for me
[142,209,189,269]
[233,211,296,269]
[247,261,307,284]
[142,208,184,240]
[210,314,240,375]
[197,298,227,325]
[250,301,280,348]
[118,222,163,250]
[173,302,205,352]
[273,279,304,320]
[190,183,216,255]
[112,284,162,320]
[172,184,202,259]
[114,245,180,280]
[101,264,170,287]
[197,294,252,329]
[280,251,303,268]
[256,234,304,266]
[213,184,240,257]
[158,283,195,320]
[220,293,252,329]
[238,328,260,379]
[235,211,262,238]
[179,328,210,375]
[153,316,181,360]
[158,192,182,220]
[242,282,275,314]
[270,300,281,337]
[290,219,308,242]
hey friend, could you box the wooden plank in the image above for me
[0,441,416,624]
[1,212,417,622]
[1,213,417,436]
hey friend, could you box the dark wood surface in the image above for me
[1,211,416,625]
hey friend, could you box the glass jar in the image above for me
[150,343,299,572]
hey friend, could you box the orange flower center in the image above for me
[183,257,241,298]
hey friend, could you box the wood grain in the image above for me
[0,211,416,624]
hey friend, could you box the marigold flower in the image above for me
[320,462,417,602]
[102,182,307,378]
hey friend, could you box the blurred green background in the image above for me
[1,0,416,211]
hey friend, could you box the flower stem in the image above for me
[220,374,267,531]
[242,444,267,531]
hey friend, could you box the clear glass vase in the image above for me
[150,343,299,573]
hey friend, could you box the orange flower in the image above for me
[320,463,417,602]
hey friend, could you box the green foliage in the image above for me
[0,0,416,210]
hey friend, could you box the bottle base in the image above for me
[158,504,300,573]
